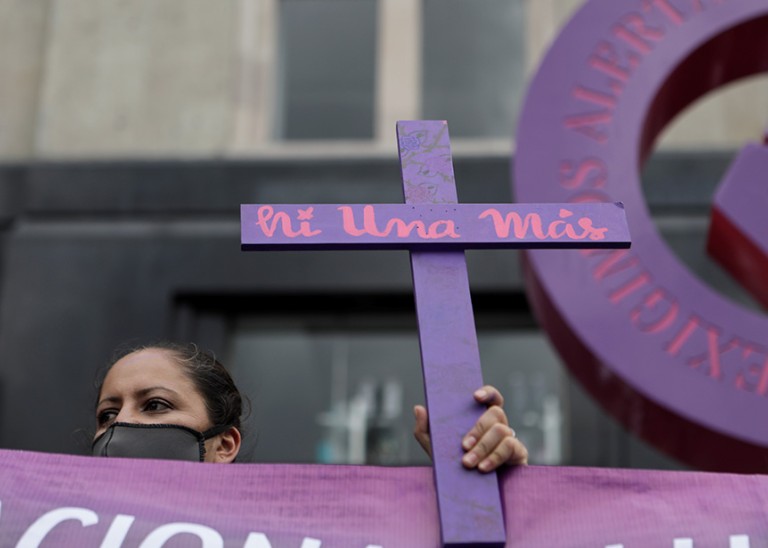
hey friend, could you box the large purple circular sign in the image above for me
[515,0,768,470]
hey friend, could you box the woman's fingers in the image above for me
[413,405,432,457]
[462,387,528,472]
[415,384,528,472]
[462,420,511,469]
[462,405,508,452]
[462,421,528,471]
[476,432,528,472]
[473,385,504,407]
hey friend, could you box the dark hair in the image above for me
[97,341,244,430]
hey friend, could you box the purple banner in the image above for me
[1,449,766,547]
[240,203,629,250]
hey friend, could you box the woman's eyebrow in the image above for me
[96,395,121,409]
[135,386,180,398]
[97,386,180,409]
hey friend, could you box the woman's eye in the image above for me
[144,399,171,413]
[97,410,117,426]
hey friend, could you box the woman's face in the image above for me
[95,348,230,462]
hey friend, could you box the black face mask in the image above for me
[92,422,231,462]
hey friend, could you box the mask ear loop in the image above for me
[202,424,233,440]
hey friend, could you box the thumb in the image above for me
[413,405,432,457]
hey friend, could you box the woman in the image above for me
[93,343,242,463]
[93,342,527,470]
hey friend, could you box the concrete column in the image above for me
[375,0,422,144]
[230,0,278,153]
[0,0,50,160]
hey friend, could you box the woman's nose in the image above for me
[114,407,140,424]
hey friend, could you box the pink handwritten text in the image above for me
[254,206,322,238]
[338,205,460,240]
[478,208,608,241]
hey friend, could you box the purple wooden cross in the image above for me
[241,120,630,547]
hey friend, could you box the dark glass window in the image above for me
[422,0,526,138]
[277,0,377,140]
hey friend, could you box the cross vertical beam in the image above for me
[397,120,506,547]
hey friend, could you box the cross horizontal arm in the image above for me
[241,202,629,250]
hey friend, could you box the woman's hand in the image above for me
[413,385,528,472]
